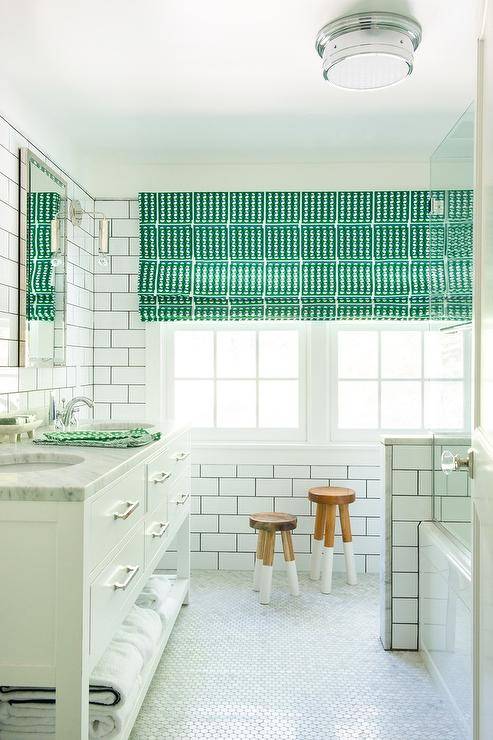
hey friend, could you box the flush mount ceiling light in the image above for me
[315,11,422,91]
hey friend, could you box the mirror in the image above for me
[19,149,67,367]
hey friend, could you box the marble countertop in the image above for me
[0,419,189,503]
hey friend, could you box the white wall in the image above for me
[91,161,429,199]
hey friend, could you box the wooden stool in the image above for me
[249,512,299,605]
[308,487,357,593]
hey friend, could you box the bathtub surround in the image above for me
[420,521,472,736]
[0,114,95,420]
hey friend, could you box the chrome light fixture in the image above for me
[70,199,110,266]
[315,12,422,91]
[97,217,110,266]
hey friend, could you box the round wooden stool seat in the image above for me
[308,486,355,505]
[249,512,297,532]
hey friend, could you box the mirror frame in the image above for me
[18,148,67,367]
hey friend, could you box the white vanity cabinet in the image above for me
[0,423,191,740]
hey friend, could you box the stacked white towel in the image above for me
[136,574,172,612]
[90,640,143,709]
[89,678,141,739]
[114,604,162,664]
[0,627,149,738]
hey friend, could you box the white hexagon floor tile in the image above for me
[130,571,463,740]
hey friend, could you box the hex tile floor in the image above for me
[130,571,464,740]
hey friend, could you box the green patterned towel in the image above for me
[34,428,161,448]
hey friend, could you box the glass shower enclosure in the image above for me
[429,103,474,552]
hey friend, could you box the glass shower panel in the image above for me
[429,104,474,551]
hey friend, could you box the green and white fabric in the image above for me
[27,191,61,321]
[34,428,161,448]
[138,190,473,322]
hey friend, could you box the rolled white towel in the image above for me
[0,705,55,721]
[90,641,143,709]
[136,575,172,611]
[0,714,55,728]
[114,605,162,664]
[89,678,141,739]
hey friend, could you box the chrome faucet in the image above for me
[56,396,94,429]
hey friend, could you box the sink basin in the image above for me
[0,453,84,473]
[78,420,154,432]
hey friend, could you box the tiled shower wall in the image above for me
[0,114,95,417]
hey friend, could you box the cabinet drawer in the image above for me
[89,464,145,570]
[146,435,191,513]
[90,523,145,660]
[145,499,171,567]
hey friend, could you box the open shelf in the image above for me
[115,576,189,740]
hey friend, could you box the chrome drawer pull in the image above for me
[113,500,140,520]
[176,492,190,505]
[173,451,190,461]
[151,471,172,484]
[112,564,140,591]
[151,521,170,538]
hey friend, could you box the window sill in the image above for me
[191,439,381,465]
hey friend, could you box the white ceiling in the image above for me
[0,0,483,194]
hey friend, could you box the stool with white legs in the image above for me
[308,487,357,593]
[249,512,299,605]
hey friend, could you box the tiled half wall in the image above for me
[381,435,470,651]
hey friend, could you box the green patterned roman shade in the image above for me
[27,191,61,321]
[138,190,473,322]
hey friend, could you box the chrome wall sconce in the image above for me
[70,199,110,266]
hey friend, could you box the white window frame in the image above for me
[146,320,471,446]
[162,321,307,443]
[328,321,472,443]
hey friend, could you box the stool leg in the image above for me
[260,530,275,605]
[253,530,265,591]
[320,504,336,594]
[339,503,357,585]
[281,530,299,596]
[310,503,326,581]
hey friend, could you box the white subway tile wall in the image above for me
[0,115,95,416]
[93,199,144,420]
[157,461,382,572]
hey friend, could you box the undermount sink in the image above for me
[78,420,154,432]
[0,453,84,473]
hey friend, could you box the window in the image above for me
[167,324,305,441]
[159,321,470,443]
[331,324,469,440]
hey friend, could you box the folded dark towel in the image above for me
[0,685,121,707]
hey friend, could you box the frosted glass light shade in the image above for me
[316,12,421,91]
